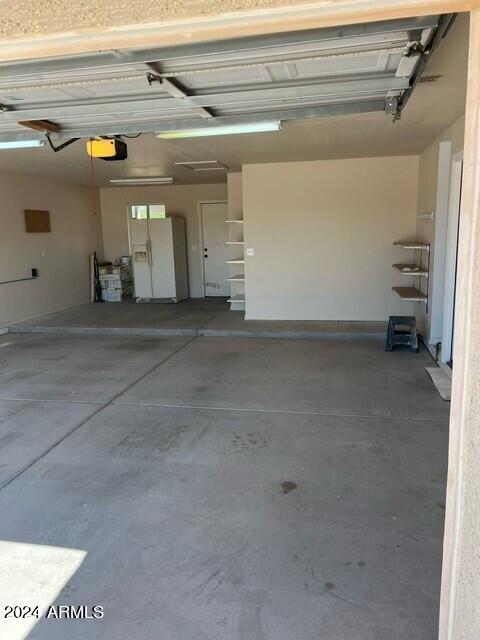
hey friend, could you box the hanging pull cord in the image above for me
[89,140,97,217]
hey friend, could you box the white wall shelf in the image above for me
[416,211,435,220]
[393,240,430,310]
[393,263,429,277]
[392,286,428,302]
[393,240,430,251]
[226,214,245,311]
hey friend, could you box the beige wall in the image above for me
[227,172,243,220]
[415,115,465,346]
[0,173,102,328]
[99,183,227,298]
[243,156,419,321]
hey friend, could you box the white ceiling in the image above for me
[0,12,468,186]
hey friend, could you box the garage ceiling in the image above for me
[0,14,455,142]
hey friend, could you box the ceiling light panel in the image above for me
[174,160,229,171]
[109,177,174,185]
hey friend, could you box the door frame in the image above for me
[197,200,228,297]
[441,151,463,364]
[439,12,480,640]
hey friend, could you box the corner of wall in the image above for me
[414,114,465,349]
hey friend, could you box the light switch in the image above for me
[192,244,198,252]
[246,248,255,256]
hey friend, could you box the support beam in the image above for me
[147,73,213,119]
[439,9,480,640]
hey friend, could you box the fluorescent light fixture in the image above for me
[0,139,44,149]
[109,177,174,185]
[156,121,281,139]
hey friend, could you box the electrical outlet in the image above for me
[246,248,255,256]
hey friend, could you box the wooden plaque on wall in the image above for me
[25,209,51,233]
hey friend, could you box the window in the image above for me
[149,204,166,219]
[131,205,148,219]
[130,204,166,219]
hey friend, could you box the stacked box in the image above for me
[98,265,112,276]
[101,290,127,303]
[99,261,133,302]
[99,274,134,289]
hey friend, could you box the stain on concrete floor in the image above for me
[280,480,298,494]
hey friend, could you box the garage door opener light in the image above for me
[156,121,281,139]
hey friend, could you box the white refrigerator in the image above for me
[129,216,188,303]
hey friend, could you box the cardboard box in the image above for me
[111,265,132,276]
[98,265,112,276]
[101,289,132,302]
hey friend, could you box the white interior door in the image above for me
[200,202,228,296]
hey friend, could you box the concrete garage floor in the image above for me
[0,333,448,640]
[8,299,387,340]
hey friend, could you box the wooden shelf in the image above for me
[226,258,245,264]
[227,274,245,282]
[225,219,244,224]
[227,294,245,303]
[392,286,427,302]
[225,241,245,245]
[393,263,429,277]
[393,240,430,251]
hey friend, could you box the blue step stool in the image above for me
[385,316,418,352]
